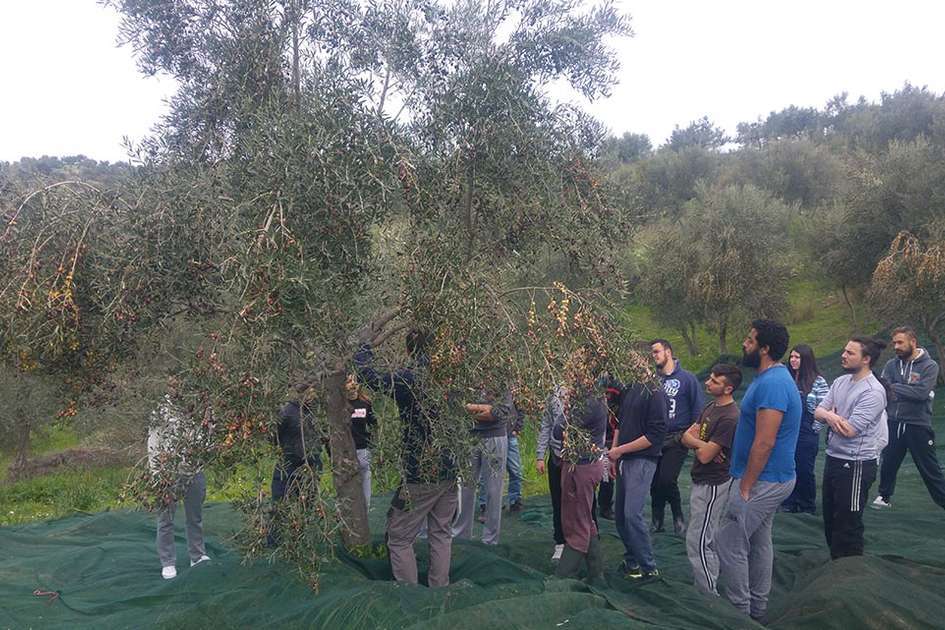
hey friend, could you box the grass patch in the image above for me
[0,466,131,526]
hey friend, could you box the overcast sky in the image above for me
[2,0,945,162]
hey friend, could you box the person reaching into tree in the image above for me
[345,374,376,511]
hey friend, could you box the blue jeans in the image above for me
[615,457,658,572]
[478,435,523,506]
[782,422,818,512]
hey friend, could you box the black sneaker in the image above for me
[650,519,664,533]
[509,500,523,513]
[620,562,642,579]
[599,506,615,520]
[640,568,661,581]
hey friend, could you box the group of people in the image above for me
[148,320,945,623]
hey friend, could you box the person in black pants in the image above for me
[873,327,945,510]
[537,386,568,561]
[815,337,888,559]
[780,345,830,513]
[269,385,323,546]
[649,339,703,535]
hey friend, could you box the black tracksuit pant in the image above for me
[651,433,688,523]
[823,455,877,559]
[878,421,945,509]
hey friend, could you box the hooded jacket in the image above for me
[881,349,939,427]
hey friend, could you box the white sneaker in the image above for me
[161,566,177,580]
[871,496,891,510]
[190,554,210,567]
[551,544,564,562]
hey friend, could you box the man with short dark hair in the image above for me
[649,338,703,535]
[608,381,669,580]
[815,337,888,559]
[717,320,801,622]
[681,363,741,596]
[873,326,945,511]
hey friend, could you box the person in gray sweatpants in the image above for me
[682,364,741,596]
[718,320,801,621]
[453,391,514,545]
[148,388,210,580]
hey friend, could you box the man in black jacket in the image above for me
[607,381,668,579]
[355,331,458,587]
[873,326,945,510]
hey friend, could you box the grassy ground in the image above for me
[0,281,880,525]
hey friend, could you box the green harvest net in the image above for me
[2,451,944,630]
[2,344,943,629]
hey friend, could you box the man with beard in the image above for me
[717,320,801,623]
[872,326,945,510]
[815,336,888,559]
[649,339,703,535]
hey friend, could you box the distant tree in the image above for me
[668,116,728,151]
[601,131,652,164]
[635,223,703,356]
[870,229,945,382]
[735,105,822,148]
[616,145,724,220]
[685,184,791,354]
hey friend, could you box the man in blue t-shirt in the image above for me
[717,319,801,623]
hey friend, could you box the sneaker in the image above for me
[190,555,210,567]
[650,519,664,534]
[598,506,615,520]
[509,500,523,513]
[673,516,687,536]
[640,568,661,580]
[161,566,177,580]
[871,496,892,510]
[620,562,642,579]
[551,544,564,562]
[477,505,487,523]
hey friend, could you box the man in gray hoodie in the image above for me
[815,336,888,559]
[873,326,945,511]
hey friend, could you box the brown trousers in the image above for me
[561,460,604,553]
[386,479,458,587]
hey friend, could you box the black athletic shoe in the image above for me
[619,562,642,579]
[650,519,664,533]
[509,500,523,513]
[599,506,615,520]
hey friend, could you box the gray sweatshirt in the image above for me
[881,349,939,427]
[818,373,888,461]
[536,386,566,461]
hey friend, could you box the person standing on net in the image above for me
[873,326,945,511]
[596,377,622,521]
[148,377,211,580]
[355,332,458,587]
[780,345,830,514]
[477,403,525,520]
[649,339,703,536]
[454,390,514,545]
[537,385,569,562]
[554,386,609,582]
[717,320,801,623]
[345,374,376,511]
[681,363,741,596]
[608,380,668,580]
[815,336,888,559]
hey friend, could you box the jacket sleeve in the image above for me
[890,361,939,403]
[691,372,705,420]
[644,388,668,446]
[536,393,555,460]
[354,343,414,394]
[487,392,517,426]
[847,387,887,436]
